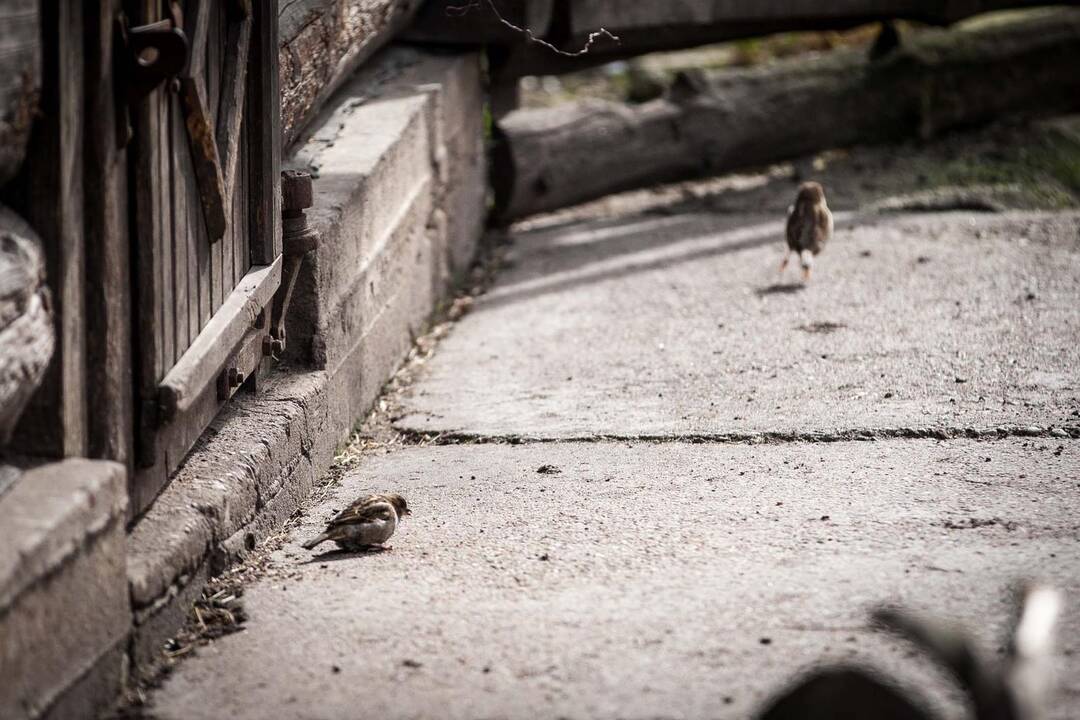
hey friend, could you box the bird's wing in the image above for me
[814,205,833,250]
[326,498,395,528]
[785,206,800,250]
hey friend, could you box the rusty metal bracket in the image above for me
[265,170,319,359]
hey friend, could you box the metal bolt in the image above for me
[226,367,245,388]
[281,170,313,216]
[262,335,285,356]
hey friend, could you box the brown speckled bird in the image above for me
[301,493,410,552]
[782,181,834,282]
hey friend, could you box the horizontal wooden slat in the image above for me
[157,257,281,420]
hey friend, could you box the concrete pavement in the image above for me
[147,199,1080,719]
[397,210,1080,440]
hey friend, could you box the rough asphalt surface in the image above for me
[149,201,1080,719]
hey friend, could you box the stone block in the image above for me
[286,45,486,369]
[0,460,128,720]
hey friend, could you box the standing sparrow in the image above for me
[301,493,410,551]
[781,181,834,282]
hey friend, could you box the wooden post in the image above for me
[83,0,134,469]
[251,0,282,265]
[5,0,87,457]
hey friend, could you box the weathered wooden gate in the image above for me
[126,0,281,516]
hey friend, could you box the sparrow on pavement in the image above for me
[301,493,410,552]
[781,181,834,282]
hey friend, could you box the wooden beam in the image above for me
[5,0,87,457]
[497,0,1080,78]
[157,258,281,422]
[401,0,555,45]
[493,9,1080,220]
[250,0,281,264]
[278,0,424,148]
[83,0,134,468]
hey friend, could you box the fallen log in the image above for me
[0,205,53,445]
[496,0,1080,78]
[279,0,423,147]
[0,0,40,186]
[492,9,1080,221]
[401,0,554,45]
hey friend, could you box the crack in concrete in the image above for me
[390,423,1079,447]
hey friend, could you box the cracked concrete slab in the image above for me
[395,210,1080,439]
[149,440,1080,720]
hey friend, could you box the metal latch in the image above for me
[114,11,188,146]
[265,170,319,359]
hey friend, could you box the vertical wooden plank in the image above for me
[248,0,281,266]
[7,0,87,456]
[83,0,134,469]
[195,131,211,329]
[172,90,190,358]
[160,90,175,368]
[131,0,164,470]
[236,122,249,283]
[185,108,200,345]
[207,0,224,312]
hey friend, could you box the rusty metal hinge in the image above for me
[265,170,319,359]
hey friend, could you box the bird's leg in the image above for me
[800,249,814,282]
[779,248,791,274]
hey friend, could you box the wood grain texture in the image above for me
[129,0,280,516]
[157,258,281,421]
[0,0,40,186]
[83,0,134,467]
[493,8,1080,220]
[5,0,86,457]
[278,0,423,147]
[0,206,53,445]
[251,0,281,263]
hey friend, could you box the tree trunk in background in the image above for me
[279,0,423,148]
[492,9,1080,221]
[497,0,1080,78]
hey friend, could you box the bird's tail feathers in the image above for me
[301,533,329,550]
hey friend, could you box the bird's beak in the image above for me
[403,508,412,516]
